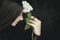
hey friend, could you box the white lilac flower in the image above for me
[22,1,33,13]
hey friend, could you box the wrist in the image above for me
[33,27,41,36]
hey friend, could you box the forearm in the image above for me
[0,0,22,30]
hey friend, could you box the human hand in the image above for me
[27,16,41,36]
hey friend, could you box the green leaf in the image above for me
[27,12,32,18]
[25,18,30,23]
[24,12,32,30]
[24,25,30,30]
[25,18,30,21]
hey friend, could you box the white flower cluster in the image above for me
[22,1,33,13]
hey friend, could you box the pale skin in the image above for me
[11,12,41,36]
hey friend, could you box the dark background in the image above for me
[26,0,56,40]
[11,0,56,40]
[7,0,57,40]
[28,0,56,40]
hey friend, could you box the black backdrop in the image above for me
[6,0,57,40]
[11,0,56,40]
[25,0,56,40]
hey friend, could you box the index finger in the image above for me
[30,16,40,22]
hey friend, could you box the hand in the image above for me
[27,16,41,36]
[11,12,23,27]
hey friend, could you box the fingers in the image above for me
[27,16,41,36]
[27,23,35,28]
[29,20,36,24]
[27,16,41,27]
[30,16,41,22]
